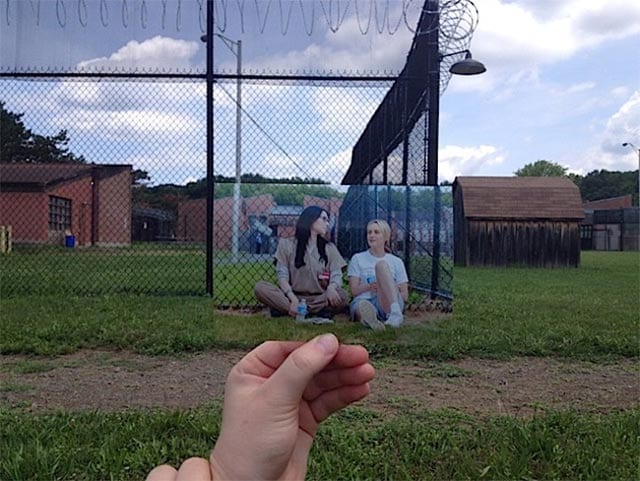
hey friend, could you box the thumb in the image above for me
[266,333,339,404]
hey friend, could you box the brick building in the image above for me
[176,194,343,249]
[0,163,132,246]
[177,194,276,248]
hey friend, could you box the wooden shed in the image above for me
[453,177,585,267]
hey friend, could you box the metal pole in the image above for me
[426,0,440,186]
[637,147,640,207]
[231,40,242,261]
[426,0,441,297]
[623,142,640,206]
[431,186,441,299]
[205,0,214,296]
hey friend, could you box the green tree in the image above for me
[515,160,567,177]
[579,169,639,204]
[0,101,85,164]
[132,169,151,186]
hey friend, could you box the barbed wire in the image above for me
[3,0,478,84]
[3,0,476,39]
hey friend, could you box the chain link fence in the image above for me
[0,75,452,304]
[0,0,473,306]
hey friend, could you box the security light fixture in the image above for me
[448,50,486,75]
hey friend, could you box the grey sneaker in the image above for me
[357,300,385,331]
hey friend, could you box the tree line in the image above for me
[1,103,637,208]
[515,160,639,205]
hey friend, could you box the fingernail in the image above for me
[315,333,338,354]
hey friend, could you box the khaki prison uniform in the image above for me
[254,237,348,315]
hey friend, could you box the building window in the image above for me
[580,225,593,239]
[49,196,72,231]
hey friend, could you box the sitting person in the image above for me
[348,219,409,330]
[146,334,375,481]
[254,206,348,319]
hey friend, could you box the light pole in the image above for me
[218,34,243,262]
[622,142,640,206]
[202,33,242,262]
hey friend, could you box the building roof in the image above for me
[270,205,304,216]
[0,163,131,191]
[583,194,632,211]
[454,176,584,220]
[132,205,176,221]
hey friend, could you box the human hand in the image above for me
[325,284,341,306]
[288,298,299,317]
[368,282,378,294]
[211,334,374,480]
[146,335,374,481]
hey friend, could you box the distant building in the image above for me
[266,204,303,239]
[582,195,633,211]
[453,176,584,267]
[176,194,343,250]
[132,205,176,242]
[177,194,275,248]
[581,195,638,251]
[0,163,132,246]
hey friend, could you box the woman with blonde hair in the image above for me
[347,219,409,330]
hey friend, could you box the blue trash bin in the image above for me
[65,235,75,248]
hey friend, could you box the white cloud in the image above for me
[459,0,640,93]
[126,146,206,185]
[312,86,382,135]
[601,91,640,161]
[321,148,352,184]
[249,151,309,180]
[565,90,640,173]
[564,82,595,94]
[439,144,505,182]
[77,36,200,70]
[245,2,414,74]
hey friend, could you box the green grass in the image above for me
[0,405,637,481]
[0,244,208,296]
[1,251,638,359]
[1,250,638,480]
[0,244,449,301]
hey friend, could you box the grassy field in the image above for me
[1,251,637,359]
[0,243,450,303]
[0,250,639,480]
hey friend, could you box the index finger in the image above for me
[234,340,305,379]
[233,341,369,380]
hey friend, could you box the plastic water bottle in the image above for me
[296,299,308,322]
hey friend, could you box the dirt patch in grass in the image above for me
[1,349,637,415]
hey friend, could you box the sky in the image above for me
[1,0,639,186]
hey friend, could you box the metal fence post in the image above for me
[206,0,215,296]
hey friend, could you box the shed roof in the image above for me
[454,176,584,220]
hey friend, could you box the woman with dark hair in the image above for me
[254,206,348,320]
